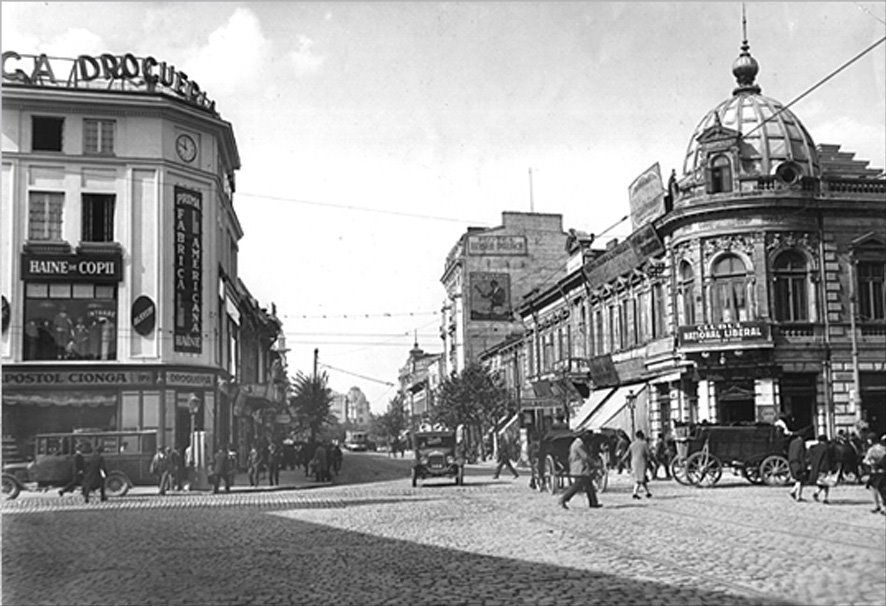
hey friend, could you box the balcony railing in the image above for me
[860,323,886,337]
[772,323,817,339]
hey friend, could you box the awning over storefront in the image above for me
[576,383,647,431]
[571,387,616,430]
[2,392,117,407]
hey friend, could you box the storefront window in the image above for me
[23,282,117,361]
[711,254,749,323]
[773,250,809,322]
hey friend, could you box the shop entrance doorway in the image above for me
[780,373,817,433]
[717,381,755,424]
[861,372,886,438]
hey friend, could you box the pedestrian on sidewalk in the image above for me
[247,446,262,487]
[82,445,107,503]
[623,431,653,500]
[150,446,172,495]
[615,430,631,475]
[862,435,886,515]
[558,430,601,510]
[211,446,231,493]
[267,443,281,486]
[492,437,519,480]
[58,443,86,496]
[651,433,671,480]
[787,433,808,502]
[809,435,833,504]
[170,446,184,491]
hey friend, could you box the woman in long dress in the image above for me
[623,431,653,500]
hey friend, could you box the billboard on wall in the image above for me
[469,272,511,321]
[628,162,666,231]
[173,186,202,353]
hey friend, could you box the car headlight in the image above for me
[420,456,429,465]
[445,455,455,465]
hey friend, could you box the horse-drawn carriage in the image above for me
[670,422,806,487]
[530,428,611,494]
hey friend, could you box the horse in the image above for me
[830,438,864,484]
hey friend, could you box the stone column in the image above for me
[697,379,715,423]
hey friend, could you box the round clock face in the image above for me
[176,134,197,163]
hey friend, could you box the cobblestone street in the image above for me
[3,457,884,606]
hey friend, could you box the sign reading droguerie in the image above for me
[2,51,217,115]
[678,321,771,347]
[173,187,202,353]
[21,252,122,282]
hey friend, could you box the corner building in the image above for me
[494,36,886,441]
[1,51,254,459]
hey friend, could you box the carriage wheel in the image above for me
[685,452,722,487]
[670,457,691,485]
[760,455,791,486]
[545,456,559,496]
[1,473,21,500]
[741,463,764,485]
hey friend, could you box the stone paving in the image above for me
[2,459,884,606]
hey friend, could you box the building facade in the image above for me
[1,51,284,463]
[483,36,886,443]
[440,212,570,377]
[397,339,443,425]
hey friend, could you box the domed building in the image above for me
[484,31,886,451]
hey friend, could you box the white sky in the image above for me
[3,2,885,414]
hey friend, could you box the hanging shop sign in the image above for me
[2,51,217,115]
[173,186,203,354]
[582,224,664,286]
[587,354,620,388]
[628,162,666,231]
[131,295,156,336]
[677,321,771,347]
[21,252,122,282]
[164,371,214,387]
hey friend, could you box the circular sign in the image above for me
[131,295,156,336]
[1,295,9,334]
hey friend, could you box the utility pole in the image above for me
[528,167,535,213]
[313,348,318,380]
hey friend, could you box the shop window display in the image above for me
[24,282,117,361]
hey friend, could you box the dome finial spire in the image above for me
[732,3,761,95]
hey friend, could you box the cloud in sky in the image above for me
[184,7,271,97]
[290,35,325,76]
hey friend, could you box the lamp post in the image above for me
[188,394,200,439]
[626,390,637,437]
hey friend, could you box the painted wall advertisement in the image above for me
[173,186,202,353]
[470,272,511,321]
[466,235,527,256]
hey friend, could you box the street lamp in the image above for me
[626,390,637,437]
[188,394,201,438]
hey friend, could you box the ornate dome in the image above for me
[682,38,820,181]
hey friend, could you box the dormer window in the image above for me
[707,154,733,193]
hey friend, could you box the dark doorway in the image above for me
[780,373,817,433]
[861,372,886,438]
[717,381,755,423]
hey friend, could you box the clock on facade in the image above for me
[175,134,197,163]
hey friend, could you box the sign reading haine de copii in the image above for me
[2,51,217,115]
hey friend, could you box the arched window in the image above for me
[707,155,733,194]
[773,250,809,322]
[678,261,696,326]
[711,254,749,323]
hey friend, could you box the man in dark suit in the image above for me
[82,446,107,503]
[58,443,86,496]
[212,447,230,493]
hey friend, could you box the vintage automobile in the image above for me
[411,430,464,486]
[2,429,159,500]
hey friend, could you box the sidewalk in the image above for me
[10,466,329,500]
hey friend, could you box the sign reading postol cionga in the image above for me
[2,51,217,115]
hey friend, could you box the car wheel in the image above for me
[104,471,130,497]
[411,468,418,488]
[2,473,21,500]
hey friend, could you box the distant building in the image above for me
[439,212,570,376]
[397,339,443,424]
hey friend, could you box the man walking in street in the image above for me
[492,436,519,480]
[212,446,231,493]
[82,445,107,504]
[558,430,601,510]
[58,442,86,496]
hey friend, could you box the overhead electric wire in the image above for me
[742,34,886,140]
[316,361,395,386]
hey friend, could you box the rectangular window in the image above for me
[83,119,115,155]
[32,116,64,151]
[28,192,64,241]
[652,283,667,338]
[858,262,886,321]
[23,282,117,361]
[82,194,115,242]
